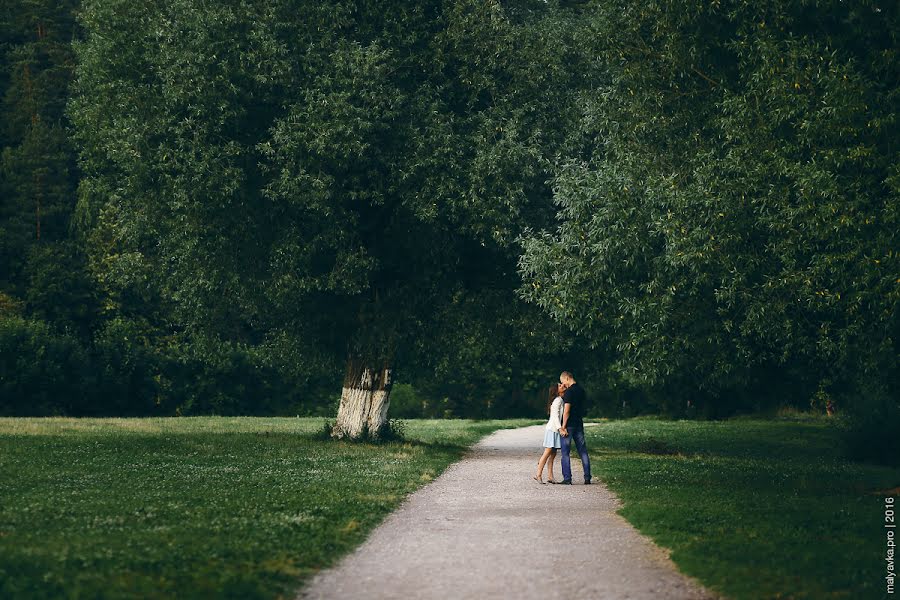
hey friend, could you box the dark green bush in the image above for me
[0,316,91,415]
[840,394,900,467]
[164,339,304,417]
[388,383,427,418]
[90,317,166,416]
[0,316,331,417]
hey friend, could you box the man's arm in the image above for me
[560,403,570,437]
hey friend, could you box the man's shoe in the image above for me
[584,479,592,485]
[560,479,572,485]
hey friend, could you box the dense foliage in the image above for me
[1,0,897,453]
[3,0,587,417]
[519,1,899,440]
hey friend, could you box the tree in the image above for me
[68,0,587,436]
[0,0,84,328]
[519,0,899,419]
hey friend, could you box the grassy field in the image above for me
[0,417,536,599]
[3,416,896,599]
[585,416,900,600]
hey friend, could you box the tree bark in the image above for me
[332,357,393,440]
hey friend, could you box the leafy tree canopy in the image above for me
[519,0,899,410]
[68,0,587,390]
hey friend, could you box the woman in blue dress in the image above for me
[534,383,565,484]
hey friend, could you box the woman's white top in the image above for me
[546,396,564,431]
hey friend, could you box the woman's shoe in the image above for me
[546,478,556,484]
[533,475,545,484]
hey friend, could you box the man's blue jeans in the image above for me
[561,426,591,482]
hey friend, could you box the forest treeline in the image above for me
[0,1,896,459]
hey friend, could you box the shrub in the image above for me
[388,383,426,419]
[0,316,91,415]
[90,317,165,416]
[840,395,900,467]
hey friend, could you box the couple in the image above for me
[534,371,592,485]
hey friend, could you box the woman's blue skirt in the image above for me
[542,429,562,449]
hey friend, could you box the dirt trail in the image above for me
[299,424,719,600]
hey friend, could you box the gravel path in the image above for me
[299,424,719,600]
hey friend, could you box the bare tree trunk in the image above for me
[332,357,393,440]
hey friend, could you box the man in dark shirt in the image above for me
[559,371,592,485]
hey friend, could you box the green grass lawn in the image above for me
[0,417,536,599]
[3,416,896,599]
[585,416,900,600]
